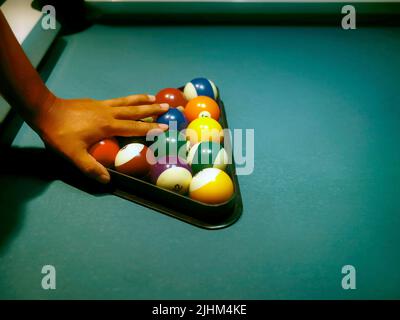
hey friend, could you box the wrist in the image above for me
[25,89,59,135]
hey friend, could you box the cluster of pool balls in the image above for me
[89,77,234,204]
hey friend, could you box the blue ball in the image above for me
[157,108,188,131]
[183,77,218,100]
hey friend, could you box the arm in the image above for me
[0,9,52,121]
[0,10,168,183]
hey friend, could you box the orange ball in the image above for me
[184,96,220,122]
[89,138,120,168]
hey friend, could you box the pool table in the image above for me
[0,0,400,300]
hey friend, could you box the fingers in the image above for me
[103,94,156,107]
[112,103,169,120]
[110,120,168,137]
[73,150,111,184]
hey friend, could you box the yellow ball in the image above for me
[186,117,223,145]
[189,168,234,204]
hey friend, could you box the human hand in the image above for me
[31,93,169,184]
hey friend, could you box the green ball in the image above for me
[187,141,228,174]
[151,130,188,159]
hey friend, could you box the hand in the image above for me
[1,12,169,183]
[32,93,169,184]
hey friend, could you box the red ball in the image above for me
[89,138,120,168]
[114,143,155,177]
[156,88,187,108]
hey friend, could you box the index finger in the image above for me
[102,94,155,107]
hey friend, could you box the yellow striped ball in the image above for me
[189,168,234,204]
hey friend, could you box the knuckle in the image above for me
[111,107,125,117]
[128,106,141,115]
[129,105,149,117]
[132,94,146,102]
[99,99,110,107]
[134,122,149,132]
[137,104,152,114]
[143,104,159,113]
[102,119,117,132]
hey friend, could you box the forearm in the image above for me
[0,10,54,122]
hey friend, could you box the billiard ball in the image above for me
[140,116,157,123]
[114,143,155,177]
[186,117,223,145]
[189,168,234,204]
[118,135,148,147]
[89,138,120,168]
[183,78,218,100]
[150,130,188,159]
[184,96,220,122]
[150,156,192,194]
[156,88,187,108]
[187,141,228,174]
[157,108,188,131]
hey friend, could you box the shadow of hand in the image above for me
[0,146,112,254]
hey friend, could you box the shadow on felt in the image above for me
[0,146,112,254]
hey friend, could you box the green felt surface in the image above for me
[0,24,400,299]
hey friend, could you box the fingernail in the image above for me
[160,103,169,110]
[97,174,110,184]
[147,95,156,102]
[158,123,169,130]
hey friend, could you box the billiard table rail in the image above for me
[85,0,400,26]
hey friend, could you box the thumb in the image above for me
[72,150,111,184]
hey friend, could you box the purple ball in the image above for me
[150,156,193,194]
[150,156,192,183]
